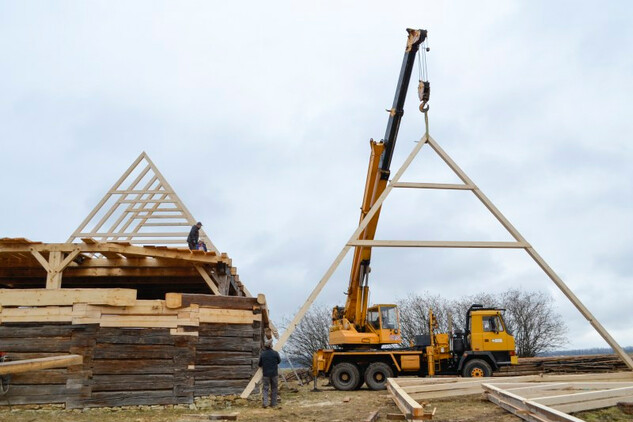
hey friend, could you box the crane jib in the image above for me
[379,28,427,177]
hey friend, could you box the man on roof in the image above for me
[187,222,203,250]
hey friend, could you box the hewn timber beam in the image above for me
[0,267,200,278]
[0,243,226,264]
[346,240,530,248]
[0,288,137,306]
[0,354,83,376]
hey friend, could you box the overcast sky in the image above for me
[1,1,631,350]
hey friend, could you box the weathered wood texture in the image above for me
[0,321,262,408]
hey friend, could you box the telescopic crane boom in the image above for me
[330,28,429,347]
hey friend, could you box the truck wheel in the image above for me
[330,362,360,391]
[364,362,393,390]
[462,359,492,377]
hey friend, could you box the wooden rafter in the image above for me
[67,152,219,253]
[0,238,243,296]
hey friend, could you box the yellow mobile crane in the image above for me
[313,29,518,390]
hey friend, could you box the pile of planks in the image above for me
[497,354,631,376]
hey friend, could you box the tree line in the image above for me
[283,288,568,368]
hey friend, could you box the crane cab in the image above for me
[329,304,402,347]
[366,305,402,345]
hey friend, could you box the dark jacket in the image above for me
[187,225,200,248]
[258,348,281,378]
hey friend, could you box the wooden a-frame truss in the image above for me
[241,119,633,397]
[68,152,218,253]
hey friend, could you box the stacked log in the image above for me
[496,354,631,376]
[0,293,265,408]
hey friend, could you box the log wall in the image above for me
[0,321,262,408]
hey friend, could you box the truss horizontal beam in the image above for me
[80,232,189,238]
[346,240,530,248]
[391,182,473,190]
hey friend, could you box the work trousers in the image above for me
[262,375,278,407]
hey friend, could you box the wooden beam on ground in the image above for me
[0,354,83,375]
[482,382,585,422]
[386,378,427,420]
[0,288,137,306]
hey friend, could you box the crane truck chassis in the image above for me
[314,305,518,390]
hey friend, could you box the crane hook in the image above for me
[418,80,430,112]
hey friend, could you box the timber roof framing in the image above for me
[0,238,244,297]
[67,152,218,253]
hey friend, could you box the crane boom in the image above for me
[337,28,428,333]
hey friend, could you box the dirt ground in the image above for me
[0,378,631,422]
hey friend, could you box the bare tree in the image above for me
[501,289,568,357]
[397,293,450,345]
[397,289,567,357]
[283,304,331,367]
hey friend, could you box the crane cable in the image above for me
[417,38,430,112]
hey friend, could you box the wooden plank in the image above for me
[386,378,426,419]
[10,369,89,385]
[483,383,585,422]
[198,308,259,324]
[0,355,82,375]
[193,365,254,380]
[93,344,177,359]
[391,182,472,190]
[347,240,528,248]
[195,352,257,366]
[0,307,74,324]
[98,314,180,328]
[180,294,258,310]
[196,337,258,352]
[198,323,258,338]
[0,288,137,306]
[91,359,175,375]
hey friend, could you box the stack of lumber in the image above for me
[497,354,631,376]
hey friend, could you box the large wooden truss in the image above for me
[242,124,633,397]
[68,152,218,253]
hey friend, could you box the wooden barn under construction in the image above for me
[0,153,271,408]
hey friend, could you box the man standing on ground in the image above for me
[187,222,202,250]
[258,334,281,408]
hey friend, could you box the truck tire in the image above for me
[330,362,361,391]
[462,359,492,377]
[364,362,393,390]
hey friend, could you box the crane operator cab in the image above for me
[329,304,402,347]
